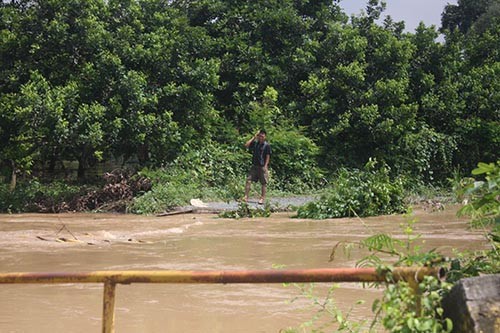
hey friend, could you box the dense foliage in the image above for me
[130,144,247,213]
[451,160,500,279]
[0,0,499,210]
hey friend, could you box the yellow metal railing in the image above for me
[0,267,444,333]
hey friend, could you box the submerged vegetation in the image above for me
[296,159,407,219]
[218,202,272,219]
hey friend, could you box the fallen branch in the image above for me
[56,224,78,240]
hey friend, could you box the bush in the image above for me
[270,128,325,192]
[218,202,271,219]
[0,180,83,213]
[296,159,407,219]
[129,178,198,214]
[396,125,457,182]
[130,143,248,214]
[448,160,500,281]
[377,277,453,333]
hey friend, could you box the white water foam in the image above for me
[130,221,205,238]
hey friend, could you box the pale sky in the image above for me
[339,0,458,32]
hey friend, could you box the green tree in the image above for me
[0,71,109,185]
[0,0,117,180]
[441,0,499,34]
[308,11,419,172]
[107,0,220,163]
[442,10,500,172]
[453,64,500,171]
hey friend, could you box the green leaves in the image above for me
[296,161,407,219]
[458,160,500,229]
[376,276,453,333]
[0,0,498,189]
[218,202,271,219]
[472,161,497,175]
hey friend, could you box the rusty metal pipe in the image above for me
[102,281,116,333]
[0,267,445,333]
[0,267,444,285]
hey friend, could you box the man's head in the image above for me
[258,129,266,142]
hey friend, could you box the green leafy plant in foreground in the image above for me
[353,214,452,333]
[447,160,500,280]
[280,283,367,333]
[284,213,453,333]
[283,161,498,332]
[456,161,500,229]
[375,276,453,333]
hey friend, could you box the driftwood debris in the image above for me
[156,208,195,217]
[156,199,222,216]
[156,207,225,217]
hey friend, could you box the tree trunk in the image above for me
[9,160,17,192]
[48,152,57,174]
[77,157,86,181]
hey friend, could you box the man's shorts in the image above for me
[247,165,268,185]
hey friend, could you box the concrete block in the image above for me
[442,274,500,333]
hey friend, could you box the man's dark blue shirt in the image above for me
[250,141,271,166]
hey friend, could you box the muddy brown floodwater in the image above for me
[0,206,488,332]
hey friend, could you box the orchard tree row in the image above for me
[1,0,499,188]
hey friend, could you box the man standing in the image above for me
[244,129,271,204]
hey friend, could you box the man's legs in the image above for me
[258,167,268,204]
[259,184,266,204]
[245,166,268,203]
[244,179,252,202]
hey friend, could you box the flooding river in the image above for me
[0,206,488,332]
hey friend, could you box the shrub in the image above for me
[218,202,271,219]
[296,159,407,219]
[270,128,325,192]
[396,125,457,182]
[0,180,82,213]
[448,160,500,281]
[130,143,248,214]
[377,276,453,333]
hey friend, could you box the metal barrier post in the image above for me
[103,281,116,333]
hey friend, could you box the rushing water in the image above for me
[0,206,488,332]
